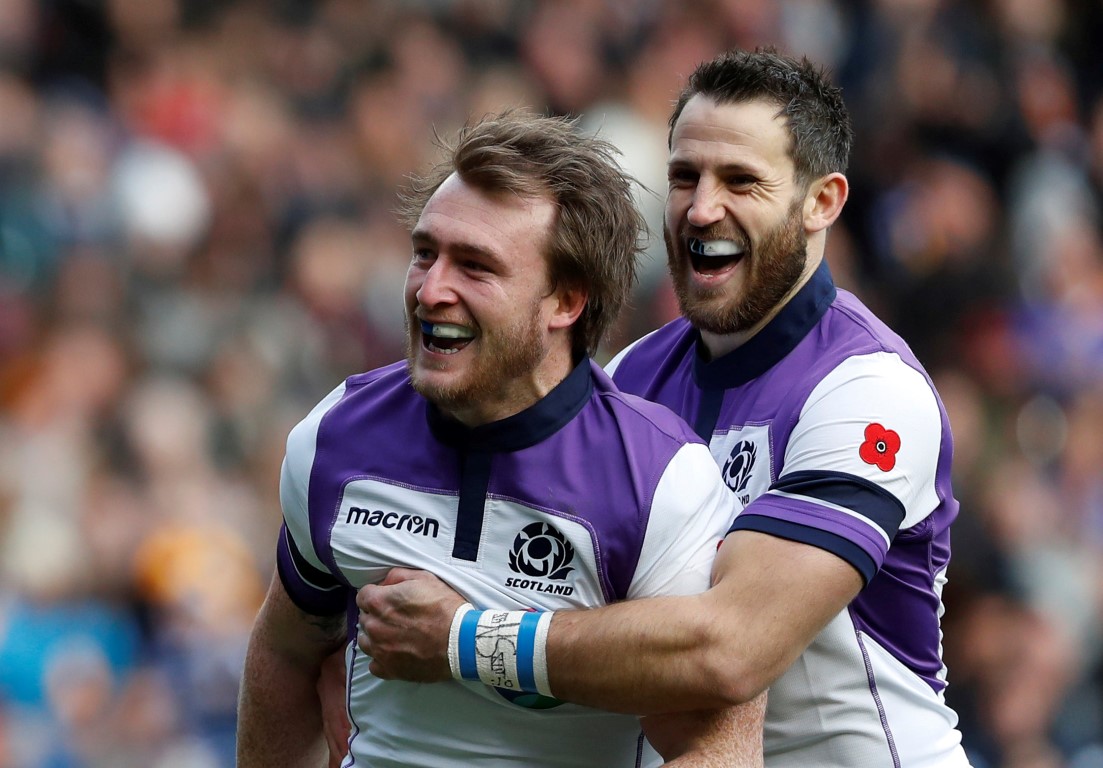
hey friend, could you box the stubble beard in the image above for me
[405,299,548,419]
[665,199,809,336]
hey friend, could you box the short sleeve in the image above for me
[276,382,349,615]
[730,352,944,583]
[627,442,737,599]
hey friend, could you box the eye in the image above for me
[727,174,757,189]
[411,248,435,264]
[668,168,698,187]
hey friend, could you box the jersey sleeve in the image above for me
[730,351,945,584]
[627,442,737,599]
[276,382,349,615]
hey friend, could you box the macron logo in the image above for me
[344,506,440,538]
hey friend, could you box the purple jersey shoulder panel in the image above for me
[308,362,458,580]
[290,359,702,606]
[608,320,702,418]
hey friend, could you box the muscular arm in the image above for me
[547,531,861,713]
[360,531,861,714]
[237,571,347,768]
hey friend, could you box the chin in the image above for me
[682,279,740,311]
[411,373,464,408]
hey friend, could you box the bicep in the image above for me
[706,530,862,685]
[239,572,344,767]
[251,570,347,668]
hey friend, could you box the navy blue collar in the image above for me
[428,357,592,452]
[694,260,837,390]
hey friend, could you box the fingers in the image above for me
[380,566,440,586]
[357,569,461,617]
[367,658,390,679]
[356,610,373,654]
[357,619,403,681]
[354,575,420,615]
[355,583,375,613]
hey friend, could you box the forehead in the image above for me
[669,96,795,176]
[414,173,555,258]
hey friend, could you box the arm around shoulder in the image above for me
[546,530,862,713]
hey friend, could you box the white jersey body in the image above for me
[277,360,738,767]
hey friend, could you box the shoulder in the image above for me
[824,290,925,369]
[773,290,937,417]
[343,360,413,395]
[805,291,941,415]
[605,318,695,377]
[589,362,702,448]
[286,362,415,459]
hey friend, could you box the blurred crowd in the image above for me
[0,0,1101,766]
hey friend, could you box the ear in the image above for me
[547,283,587,332]
[803,172,849,234]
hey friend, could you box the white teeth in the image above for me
[690,238,742,257]
[428,323,474,339]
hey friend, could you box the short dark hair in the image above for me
[398,110,645,359]
[669,47,854,186]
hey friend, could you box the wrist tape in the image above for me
[447,603,554,696]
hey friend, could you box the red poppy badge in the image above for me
[859,422,900,472]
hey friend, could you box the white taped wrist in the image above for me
[447,602,475,681]
[447,606,554,696]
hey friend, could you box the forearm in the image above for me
[544,533,861,714]
[360,536,860,715]
[546,592,762,714]
[237,638,329,767]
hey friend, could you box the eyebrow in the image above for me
[411,229,506,267]
[667,156,761,176]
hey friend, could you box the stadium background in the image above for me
[0,0,1101,766]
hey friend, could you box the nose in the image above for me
[413,257,458,308]
[686,180,726,228]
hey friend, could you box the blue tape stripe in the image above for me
[457,610,482,681]
[516,612,541,693]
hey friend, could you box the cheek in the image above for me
[403,277,420,309]
[663,202,684,235]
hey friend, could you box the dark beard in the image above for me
[666,198,808,335]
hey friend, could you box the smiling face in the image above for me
[664,95,814,341]
[404,172,579,426]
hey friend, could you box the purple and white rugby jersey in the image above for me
[608,260,971,768]
[276,359,736,768]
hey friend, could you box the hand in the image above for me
[356,568,465,682]
[317,649,351,768]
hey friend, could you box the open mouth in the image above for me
[688,237,745,274]
[420,321,475,354]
